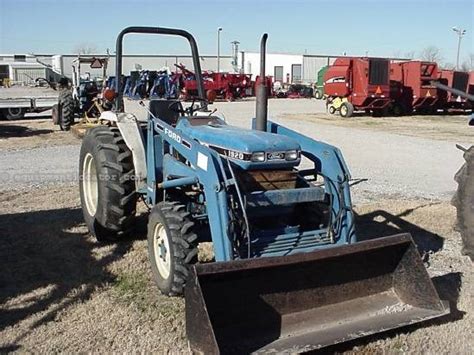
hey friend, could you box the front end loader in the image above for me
[78,26,449,353]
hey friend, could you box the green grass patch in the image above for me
[112,271,183,316]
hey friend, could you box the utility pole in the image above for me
[217,27,223,72]
[452,27,466,69]
[231,40,240,73]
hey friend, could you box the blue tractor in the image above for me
[78,27,449,353]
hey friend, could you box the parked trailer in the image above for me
[324,57,391,117]
[438,69,470,111]
[0,95,57,120]
[390,61,441,115]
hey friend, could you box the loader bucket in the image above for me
[185,233,449,354]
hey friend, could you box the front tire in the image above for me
[79,126,137,242]
[148,202,198,296]
[340,102,354,118]
[452,146,474,261]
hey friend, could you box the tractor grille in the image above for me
[369,59,389,85]
[242,228,332,258]
[237,169,299,193]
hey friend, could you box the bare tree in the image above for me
[440,62,455,70]
[461,53,474,71]
[73,43,98,55]
[419,46,443,63]
[404,51,416,60]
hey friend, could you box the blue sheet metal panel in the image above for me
[246,187,326,208]
[176,118,301,153]
[176,118,301,169]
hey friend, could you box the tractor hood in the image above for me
[176,117,301,169]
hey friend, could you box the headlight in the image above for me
[285,150,299,161]
[251,152,266,162]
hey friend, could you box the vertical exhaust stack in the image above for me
[255,33,268,131]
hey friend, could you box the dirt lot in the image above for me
[0,102,472,353]
[0,119,79,151]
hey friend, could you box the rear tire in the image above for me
[452,146,474,261]
[314,90,323,99]
[79,126,137,242]
[340,102,354,118]
[147,202,198,296]
[58,89,74,131]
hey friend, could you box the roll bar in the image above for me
[114,26,206,111]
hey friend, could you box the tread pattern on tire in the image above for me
[452,145,474,261]
[80,126,136,242]
[148,201,198,296]
[58,89,74,131]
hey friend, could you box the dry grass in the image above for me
[0,186,472,353]
[285,112,474,144]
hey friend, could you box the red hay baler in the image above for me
[438,69,470,111]
[324,57,391,117]
[390,61,441,115]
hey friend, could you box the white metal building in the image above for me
[51,54,235,79]
[239,52,303,83]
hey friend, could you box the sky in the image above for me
[0,0,473,65]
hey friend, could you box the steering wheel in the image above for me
[168,100,187,115]
[168,97,209,116]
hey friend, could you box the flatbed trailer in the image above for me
[0,95,57,120]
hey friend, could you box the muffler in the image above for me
[185,233,449,354]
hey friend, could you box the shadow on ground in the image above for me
[0,207,137,350]
[0,125,53,138]
[355,203,444,257]
[310,204,463,354]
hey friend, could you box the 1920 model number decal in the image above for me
[228,150,244,160]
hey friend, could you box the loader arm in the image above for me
[146,115,234,261]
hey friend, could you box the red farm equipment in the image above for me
[176,64,252,101]
[389,61,441,115]
[324,57,391,117]
[254,75,274,97]
[437,69,470,111]
[468,71,474,97]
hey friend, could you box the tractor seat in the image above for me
[149,99,182,126]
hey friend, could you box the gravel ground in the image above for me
[0,98,472,353]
